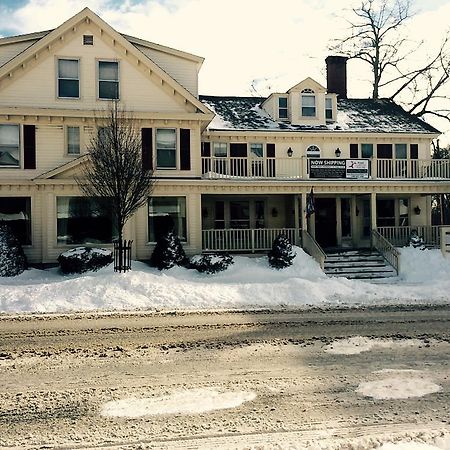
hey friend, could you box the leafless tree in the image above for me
[76,102,154,269]
[332,0,450,121]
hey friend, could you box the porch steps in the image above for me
[324,249,398,280]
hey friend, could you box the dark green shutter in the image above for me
[141,128,153,171]
[350,144,358,159]
[410,144,418,159]
[180,129,191,170]
[23,125,36,169]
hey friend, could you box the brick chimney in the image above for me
[326,55,348,99]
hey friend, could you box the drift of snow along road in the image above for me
[1,246,450,313]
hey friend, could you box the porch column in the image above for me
[370,192,377,231]
[301,191,307,232]
[187,192,202,254]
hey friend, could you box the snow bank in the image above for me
[0,247,450,314]
[324,337,423,355]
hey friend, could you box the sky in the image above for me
[0,0,450,141]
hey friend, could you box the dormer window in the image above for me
[278,97,288,120]
[325,97,333,120]
[301,89,316,117]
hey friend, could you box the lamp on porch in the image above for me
[414,205,421,215]
[287,147,293,157]
[335,147,341,158]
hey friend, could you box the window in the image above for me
[156,129,176,168]
[67,126,80,155]
[57,59,79,98]
[306,145,320,158]
[250,143,264,176]
[395,143,407,159]
[57,197,116,245]
[377,199,395,227]
[325,97,333,120]
[230,201,250,229]
[0,197,31,245]
[0,124,20,167]
[278,97,288,119]
[361,143,373,158]
[98,61,119,99]
[148,197,186,242]
[213,142,227,157]
[301,89,316,117]
[83,35,93,45]
[399,198,409,226]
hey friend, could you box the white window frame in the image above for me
[156,128,177,169]
[213,142,228,157]
[301,89,316,118]
[278,97,288,120]
[0,124,20,168]
[325,97,333,120]
[97,60,120,100]
[57,58,80,99]
[66,126,81,156]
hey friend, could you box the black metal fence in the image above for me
[113,239,133,272]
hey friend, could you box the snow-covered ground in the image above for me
[1,246,450,313]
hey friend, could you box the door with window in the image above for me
[314,198,337,248]
[250,143,264,177]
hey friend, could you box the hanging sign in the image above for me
[309,159,369,179]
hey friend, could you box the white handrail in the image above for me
[371,229,400,274]
[301,230,326,269]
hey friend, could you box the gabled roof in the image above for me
[200,95,440,134]
[0,8,212,116]
[287,77,327,93]
[34,155,88,180]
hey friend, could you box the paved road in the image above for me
[1,306,450,449]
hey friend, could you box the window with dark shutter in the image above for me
[23,125,36,169]
[201,142,211,157]
[180,129,191,171]
[266,143,275,177]
[377,144,392,159]
[410,144,418,159]
[350,144,358,159]
[141,128,153,171]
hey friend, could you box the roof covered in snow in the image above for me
[200,95,440,134]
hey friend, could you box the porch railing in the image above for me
[200,156,450,180]
[377,225,441,247]
[371,229,400,274]
[202,228,301,253]
[201,157,303,179]
[301,230,326,270]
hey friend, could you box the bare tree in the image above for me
[332,0,450,121]
[76,101,154,270]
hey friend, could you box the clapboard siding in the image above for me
[134,44,199,96]
[0,39,40,67]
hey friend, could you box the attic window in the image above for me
[301,89,316,117]
[83,35,94,45]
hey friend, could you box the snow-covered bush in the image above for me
[190,253,234,274]
[409,230,425,250]
[268,234,295,269]
[150,231,187,270]
[0,224,27,277]
[58,247,113,274]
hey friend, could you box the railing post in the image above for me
[251,229,255,253]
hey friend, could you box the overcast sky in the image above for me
[1,0,450,140]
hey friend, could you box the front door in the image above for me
[314,198,337,248]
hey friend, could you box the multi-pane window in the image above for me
[148,197,186,242]
[361,143,373,158]
[395,143,407,159]
[98,61,119,99]
[57,197,116,245]
[156,129,176,168]
[301,89,316,117]
[325,97,333,120]
[0,197,31,245]
[0,124,20,167]
[58,59,79,98]
[67,126,80,155]
[213,142,227,157]
[278,97,288,119]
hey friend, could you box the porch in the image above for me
[201,156,450,181]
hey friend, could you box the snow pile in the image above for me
[356,370,442,400]
[324,337,423,355]
[378,442,444,450]
[100,388,256,417]
[1,247,450,313]
[399,246,450,282]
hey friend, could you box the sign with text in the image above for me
[309,159,369,179]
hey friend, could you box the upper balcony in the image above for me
[201,156,450,181]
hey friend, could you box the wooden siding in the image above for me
[135,44,199,97]
[0,39,40,67]
[0,24,189,113]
